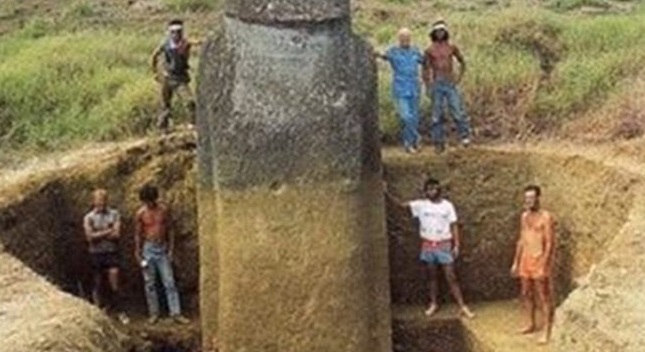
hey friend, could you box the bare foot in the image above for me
[424,304,439,317]
[518,325,536,335]
[537,331,550,345]
[460,306,475,319]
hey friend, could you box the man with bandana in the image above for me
[423,20,472,153]
[150,19,199,132]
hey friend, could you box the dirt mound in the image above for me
[0,250,128,352]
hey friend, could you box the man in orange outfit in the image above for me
[511,185,556,345]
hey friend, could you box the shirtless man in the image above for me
[422,20,472,153]
[134,185,189,324]
[385,178,475,319]
[511,185,556,344]
[83,189,129,324]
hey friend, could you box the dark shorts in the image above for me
[90,252,120,272]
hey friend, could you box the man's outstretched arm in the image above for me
[383,182,410,210]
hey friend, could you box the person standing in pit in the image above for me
[385,178,475,318]
[83,189,129,324]
[134,185,189,325]
[511,185,556,345]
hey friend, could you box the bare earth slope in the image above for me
[0,250,128,352]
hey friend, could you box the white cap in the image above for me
[432,23,448,31]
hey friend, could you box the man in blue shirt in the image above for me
[377,28,425,154]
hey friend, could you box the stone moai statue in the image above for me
[197,1,391,351]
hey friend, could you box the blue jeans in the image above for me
[395,95,421,148]
[142,242,182,317]
[429,80,471,145]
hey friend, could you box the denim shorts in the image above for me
[419,241,454,265]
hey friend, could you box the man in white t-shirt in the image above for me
[386,177,474,318]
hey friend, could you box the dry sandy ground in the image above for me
[0,250,129,352]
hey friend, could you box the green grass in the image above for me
[366,2,645,140]
[547,0,612,10]
[531,11,645,122]
[1,0,645,152]
[0,30,158,149]
[162,0,216,12]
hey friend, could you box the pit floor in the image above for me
[119,300,553,352]
[393,300,552,352]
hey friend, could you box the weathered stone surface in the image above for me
[199,18,379,189]
[197,3,390,351]
[225,0,350,24]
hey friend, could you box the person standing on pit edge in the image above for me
[83,189,129,325]
[376,28,426,154]
[134,185,189,325]
[150,19,198,133]
[423,20,472,153]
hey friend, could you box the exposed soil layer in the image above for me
[392,306,473,352]
[123,317,202,352]
[0,251,129,352]
[0,133,199,314]
[384,147,636,305]
[2,136,645,351]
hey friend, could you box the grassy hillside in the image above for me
[1,0,644,153]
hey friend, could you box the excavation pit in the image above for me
[385,147,635,307]
[383,146,639,352]
[1,136,643,351]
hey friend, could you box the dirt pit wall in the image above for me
[384,148,636,305]
[1,140,636,312]
[2,137,642,351]
[0,133,199,314]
